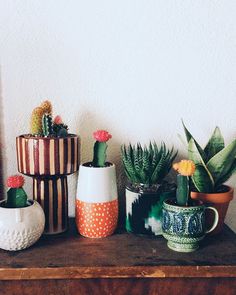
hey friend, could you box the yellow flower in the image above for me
[173,160,196,176]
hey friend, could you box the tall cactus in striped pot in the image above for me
[16,100,80,234]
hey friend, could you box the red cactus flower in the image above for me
[93,130,112,142]
[54,115,63,125]
[7,175,25,188]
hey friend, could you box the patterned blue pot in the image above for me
[162,199,219,252]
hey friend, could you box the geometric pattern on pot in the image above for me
[16,135,80,176]
[76,199,118,238]
[162,205,205,237]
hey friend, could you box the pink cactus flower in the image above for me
[93,130,112,142]
[54,115,63,125]
[7,175,25,188]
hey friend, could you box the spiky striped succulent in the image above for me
[121,142,177,189]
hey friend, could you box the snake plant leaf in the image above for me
[206,139,236,185]
[188,139,214,192]
[182,120,207,162]
[204,127,225,161]
[215,158,236,189]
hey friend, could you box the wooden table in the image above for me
[0,218,235,295]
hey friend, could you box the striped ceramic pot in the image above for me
[76,163,118,238]
[16,134,80,234]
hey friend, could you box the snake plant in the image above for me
[182,121,236,193]
[121,142,177,189]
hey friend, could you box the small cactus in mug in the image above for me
[92,130,112,167]
[173,160,196,206]
[6,175,28,208]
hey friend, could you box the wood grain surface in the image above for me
[0,218,235,281]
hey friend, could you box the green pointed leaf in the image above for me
[204,127,225,161]
[206,139,236,185]
[215,158,236,188]
[182,120,207,162]
[188,139,214,192]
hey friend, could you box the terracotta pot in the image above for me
[191,185,234,234]
[76,163,118,238]
[16,134,80,234]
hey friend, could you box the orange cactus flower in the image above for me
[173,160,196,176]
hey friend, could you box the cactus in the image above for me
[30,107,44,135]
[92,130,112,167]
[42,114,54,136]
[93,141,107,167]
[53,122,68,137]
[6,175,28,208]
[176,175,189,206]
[40,100,52,115]
[173,160,196,206]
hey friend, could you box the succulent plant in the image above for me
[6,175,28,208]
[121,142,177,189]
[182,122,236,193]
[30,101,69,138]
[92,130,112,167]
[173,160,196,206]
[30,107,45,135]
[42,114,54,136]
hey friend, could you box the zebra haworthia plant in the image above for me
[182,121,236,193]
[121,142,177,189]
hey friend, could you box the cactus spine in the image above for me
[30,107,45,135]
[93,141,107,167]
[42,114,54,136]
[40,100,52,115]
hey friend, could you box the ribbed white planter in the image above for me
[0,200,45,251]
[76,163,118,238]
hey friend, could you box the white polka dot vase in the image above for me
[76,163,118,238]
[0,200,45,251]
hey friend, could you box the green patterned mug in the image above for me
[162,199,219,252]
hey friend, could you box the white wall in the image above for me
[1,1,236,231]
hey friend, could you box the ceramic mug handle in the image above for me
[205,206,219,234]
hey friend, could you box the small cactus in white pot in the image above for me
[76,130,118,238]
[0,175,45,251]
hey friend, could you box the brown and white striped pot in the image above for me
[16,134,80,234]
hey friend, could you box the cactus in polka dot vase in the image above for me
[16,100,80,235]
[76,130,118,238]
[0,175,45,251]
[162,160,219,253]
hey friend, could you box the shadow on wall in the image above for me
[75,110,126,225]
[0,67,5,198]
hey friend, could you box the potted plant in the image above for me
[0,175,45,251]
[121,142,177,235]
[76,130,118,238]
[182,122,236,234]
[16,100,80,234]
[162,160,219,252]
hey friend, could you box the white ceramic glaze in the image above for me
[76,163,118,203]
[0,200,45,251]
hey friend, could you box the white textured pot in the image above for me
[0,200,45,251]
[76,163,118,238]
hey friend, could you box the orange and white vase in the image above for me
[76,163,118,238]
